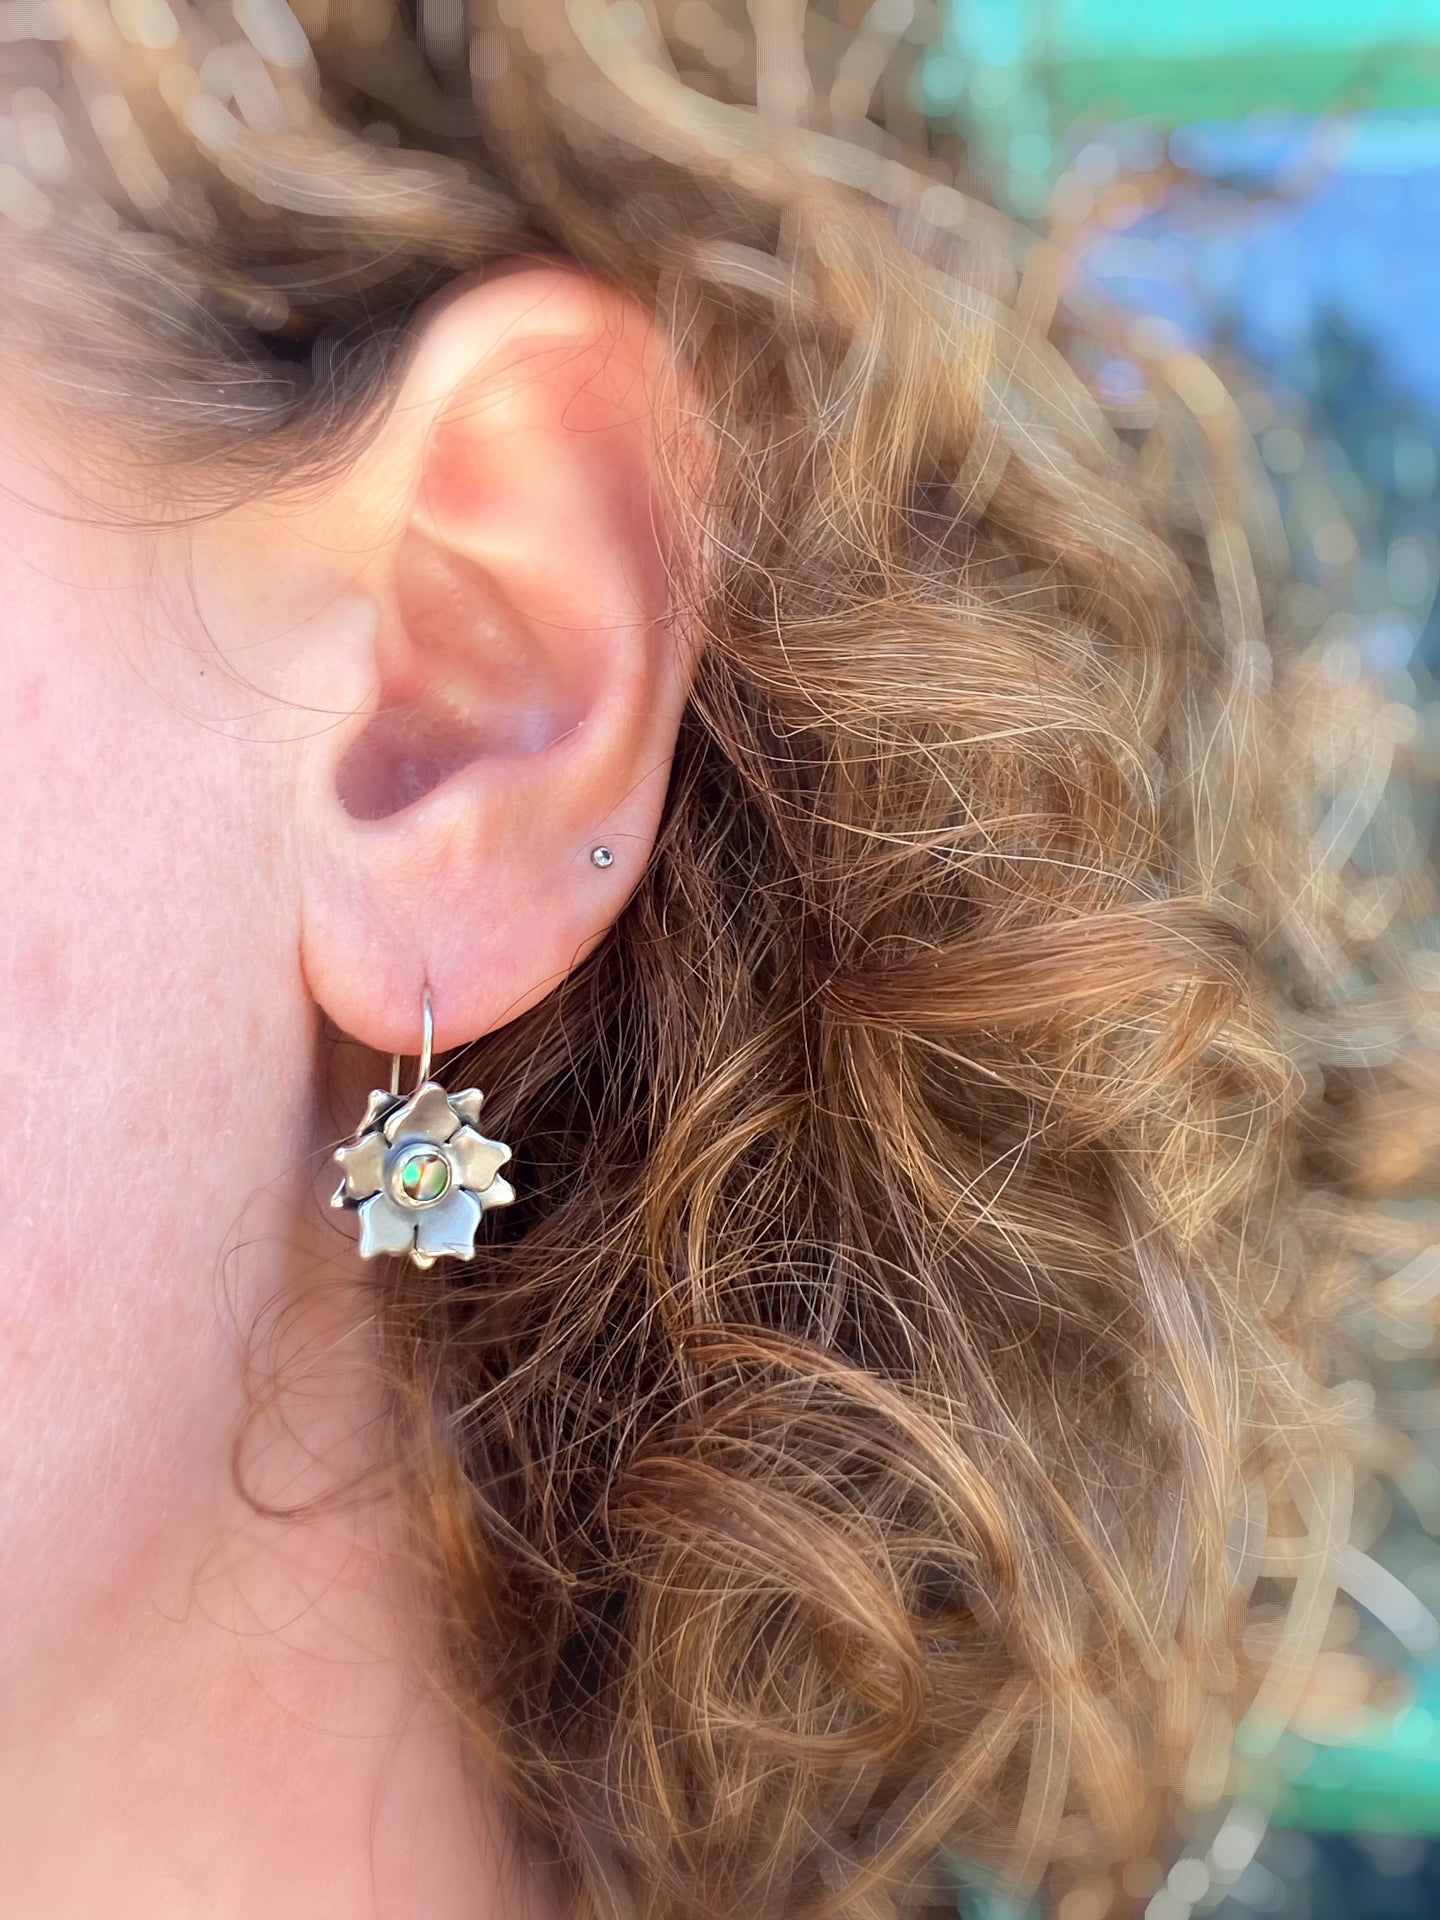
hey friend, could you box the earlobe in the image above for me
[291,263,690,1056]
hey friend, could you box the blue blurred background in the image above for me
[926,1,1440,693]
[925,4,1440,1917]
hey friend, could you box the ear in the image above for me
[282,262,691,1056]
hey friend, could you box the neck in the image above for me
[0,1200,554,1920]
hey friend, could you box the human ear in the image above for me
[283,262,690,1056]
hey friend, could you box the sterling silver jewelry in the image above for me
[590,845,615,869]
[330,987,515,1269]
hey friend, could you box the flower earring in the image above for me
[330,987,515,1269]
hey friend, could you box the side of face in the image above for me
[0,418,319,1652]
[0,260,690,1687]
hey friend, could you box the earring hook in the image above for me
[390,984,435,1096]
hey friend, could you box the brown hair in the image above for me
[6,3,1427,1913]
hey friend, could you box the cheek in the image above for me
[1,559,251,1145]
[4,655,235,1058]
[0,500,310,1632]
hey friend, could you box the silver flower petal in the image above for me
[384,1081,461,1147]
[414,1187,482,1261]
[451,1088,485,1128]
[358,1191,417,1260]
[476,1174,515,1212]
[448,1124,511,1194]
[360,1088,403,1131]
[332,1128,387,1203]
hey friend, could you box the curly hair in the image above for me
[5,2,1425,1914]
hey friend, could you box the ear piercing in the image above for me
[330,986,515,1269]
[590,845,615,869]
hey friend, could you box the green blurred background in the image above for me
[925,4,1440,1918]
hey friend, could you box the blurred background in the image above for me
[923,3,1440,1918]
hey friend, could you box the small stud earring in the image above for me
[330,986,515,1270]
[590,845,615,869]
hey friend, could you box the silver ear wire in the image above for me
[590,845,615,869]
[390,984,435,1094]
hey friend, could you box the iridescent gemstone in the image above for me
[397,1148,450,1205]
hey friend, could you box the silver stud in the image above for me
[590,845,615,869]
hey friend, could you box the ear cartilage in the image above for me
[590,846,616,869]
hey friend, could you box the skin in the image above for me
[0,261,690,1918]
